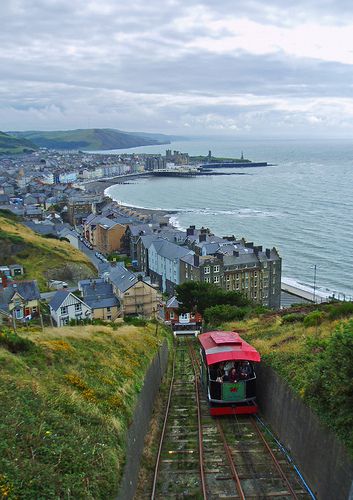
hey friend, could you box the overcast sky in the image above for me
[2,0,353,136]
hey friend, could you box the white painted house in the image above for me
[49,290,91,327]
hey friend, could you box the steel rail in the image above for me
[250,416,299,499]
[189,342,245,499]
[188,340,208,500]
[150,341,176,500]
[217,420,246,500]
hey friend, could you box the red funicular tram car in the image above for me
[199,331,261,416]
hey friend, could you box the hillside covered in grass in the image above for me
[226,302,353,456]
[0,322,170,499]
[0,211,95,289]
[9,128,171,151]
[0,131,37,155]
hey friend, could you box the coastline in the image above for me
[84,175,177,224]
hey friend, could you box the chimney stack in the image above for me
[193,254,200,267]
[265,248,271,258]
[199,234,207,242]
[1,274,7,289]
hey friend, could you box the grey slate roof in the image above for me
[139,234,161,249]
[0,281,41,312]
[166,296,180,309]
[108,263,138,293]
[24,221,55,235]
[129,224,153,237]
[49,290,71,310]
[152,239,193,260]
[79,279,119,310]
[180,253,195,265]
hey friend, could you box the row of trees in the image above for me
[174,281,262,326]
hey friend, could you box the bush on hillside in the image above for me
[0,329,35,353]
[327,302,353,320]
[123,316,147,327]
[303,310,325,327]
[204,304,249,326]
[306,320,353,431]
[281,313,305,324]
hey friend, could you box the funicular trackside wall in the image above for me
[116,340,169,500]
[256,363,353,500]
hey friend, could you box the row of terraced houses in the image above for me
[125,224,281,309]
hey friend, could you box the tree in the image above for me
[175,281,250,315]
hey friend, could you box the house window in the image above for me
[226,284,230,290]
[170,311,174,319]
[226,275,230,281]
[204,277,211,283]
[107,307,111,312]
[214,276,220,283]
[32,306,37,313]
[213,265,220,273]
[60,306,68,315]
[15,308,23,319]
[75,303,82,312]
[204,266,210,274]
[107,315,112,320]
[62,317,69,326]
[180,313,189,320]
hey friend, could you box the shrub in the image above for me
[0,329,35,353]
[307,320,353,430]
[281,313,305,324]
[328,302,353,320]
[204,304,249,326]
[123,316,147,327]
[303,310,325,327]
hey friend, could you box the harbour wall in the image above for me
[257,363,353,500]
[116,340,169,500]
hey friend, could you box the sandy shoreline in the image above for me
[84,175,177,224]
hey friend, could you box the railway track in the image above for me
[150,338,313,499]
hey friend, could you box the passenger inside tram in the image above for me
[210,360,254,382]
[237,360,253,380]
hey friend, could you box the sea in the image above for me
[102,137,353,298]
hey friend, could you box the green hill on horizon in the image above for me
[9,128,171,151]
[0,131,38,155]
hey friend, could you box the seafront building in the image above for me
[134,224,281,309]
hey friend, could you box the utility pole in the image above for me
[313,264,317,304]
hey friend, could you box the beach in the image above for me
[84,176,176,224]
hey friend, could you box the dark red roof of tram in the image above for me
[198,331,261,365]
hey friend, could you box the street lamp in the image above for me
[312,264,317,304]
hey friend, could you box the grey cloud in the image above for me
[1,0,353,136]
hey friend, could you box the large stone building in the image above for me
[84,214,126,255]
[131,222,282,309]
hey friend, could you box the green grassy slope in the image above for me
[0,131,37,155]
[0,211,95,289]
[0,323,170,499]
[9,128,171,151]
[225,303,353,456]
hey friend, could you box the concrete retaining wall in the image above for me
[256,363,353,500]
[117,340,169,500]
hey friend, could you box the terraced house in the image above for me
[84,214,126,254]
[180,227,282,309]
[148,239,194,294]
